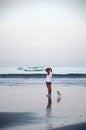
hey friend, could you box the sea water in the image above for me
[0,67,86,87]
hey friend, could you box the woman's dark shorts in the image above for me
[46,82,52,86]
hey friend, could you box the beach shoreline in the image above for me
[0,85,86,130]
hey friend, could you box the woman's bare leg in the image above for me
[47,84,52,95]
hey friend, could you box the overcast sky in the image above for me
[0,0,86,67]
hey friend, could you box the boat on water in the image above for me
[24,67,45,72]
[17,66,45,72]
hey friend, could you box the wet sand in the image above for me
[52,122,86,130]
[0,85,86,130]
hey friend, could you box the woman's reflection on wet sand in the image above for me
[46,97,52,129]
[46,97,52,116]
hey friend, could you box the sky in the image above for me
[0,0,86,67]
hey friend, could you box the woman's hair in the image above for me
[45,67,52,72]
[50,68,52,72]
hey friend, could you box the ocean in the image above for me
[0,67,86,87]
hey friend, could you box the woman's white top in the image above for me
[46,72,52,82]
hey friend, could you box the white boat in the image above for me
[24,67,45,72]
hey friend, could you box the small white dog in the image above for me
[57,91,61,103]
[57,91,61,96]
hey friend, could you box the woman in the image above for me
[45,68,52,97]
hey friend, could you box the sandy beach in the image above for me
[0,85,86,130]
